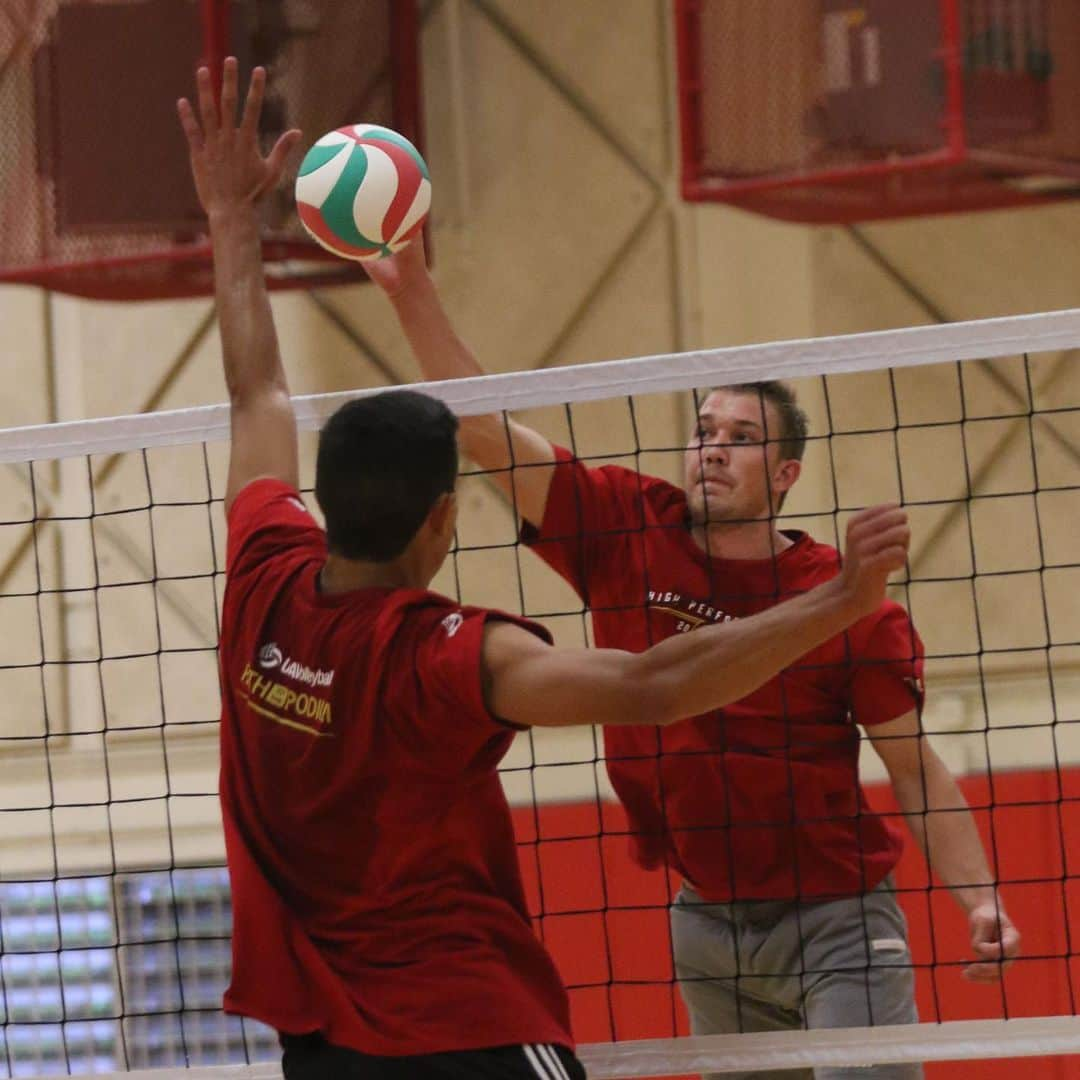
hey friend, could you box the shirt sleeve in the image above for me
[394,605,553,763]
[520,445,658,600]
[226,478,324,578]
[850,604,926,727]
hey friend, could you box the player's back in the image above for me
[222,570,513,953]
[216,479,572,1056]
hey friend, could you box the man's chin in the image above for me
[690,503,771,527]
[689,501,735,525]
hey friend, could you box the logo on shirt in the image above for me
[286,497,309,515]
[442,612,464,638]
[258,643,283,670]
[647,590,737,634]
[239,664,332,736]
[257,642,334,688]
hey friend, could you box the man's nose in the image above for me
[701,439,728,465]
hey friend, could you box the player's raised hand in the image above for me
[360,232,430,300]
[837,505,910,617]
[177,57,301,218]
[964,902,1020,982]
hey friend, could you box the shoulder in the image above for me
[861,598,920,648]
[635,469,686,518]
[784,534,919,649]
[384,595,553,738]
[831,598,921,669]
[226,477,323,575]
[793,531,839,563]
[780,532,840,582]
[229,476,314,529]
[397,593,552,649]
[557,446,686,520]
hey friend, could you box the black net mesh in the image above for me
[0,341,1076,1076]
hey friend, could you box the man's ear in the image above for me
[428,491,458,539]
[772,458,801,498]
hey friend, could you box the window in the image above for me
[0,869,278,1075]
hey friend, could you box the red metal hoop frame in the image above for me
[0,0,423,300]
[673,0,1079,223]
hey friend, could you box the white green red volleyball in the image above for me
[294,124,430,261]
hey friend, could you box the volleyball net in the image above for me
[0,309,1077,1078]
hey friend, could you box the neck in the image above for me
[689,518,794,560]
[319,552,424,595]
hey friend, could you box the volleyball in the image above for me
[294,124,431,262]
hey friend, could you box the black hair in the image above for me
[315,390,459,562]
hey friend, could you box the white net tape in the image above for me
[1,307,1078,462]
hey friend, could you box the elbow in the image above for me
[460,419,510,469]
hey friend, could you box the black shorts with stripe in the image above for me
[280,1032,587,1080]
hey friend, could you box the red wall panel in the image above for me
[513,766,1080,1078]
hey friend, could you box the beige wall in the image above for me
[0,0,1077,872]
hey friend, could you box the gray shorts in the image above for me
[670,879,921,1080]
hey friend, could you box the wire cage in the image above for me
[0,0,421,300]
[675,0,1080,222]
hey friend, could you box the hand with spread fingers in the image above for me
[175,56,302,508]
[177,56,301,220]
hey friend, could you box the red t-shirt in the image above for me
[218,478,573,1055]
[523,449,925,902]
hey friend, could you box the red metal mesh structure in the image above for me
[676,0,1080,223]
[0,0,420,300]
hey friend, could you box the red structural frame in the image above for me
[0,0,423,300]
[673,0,1077,223]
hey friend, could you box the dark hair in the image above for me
[721,380,809,462]
[315,390,459,562]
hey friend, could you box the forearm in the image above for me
[632,579,863,722]
[892,755,997,913]
[209,208,288,402]
[389,275,511,457]
[391,274,484,381]
[390,274,555,510]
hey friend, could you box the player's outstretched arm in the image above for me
[177,58,302,512]
[484,504,911,728]
[363,242,556,527]
[869,712,1020,982]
